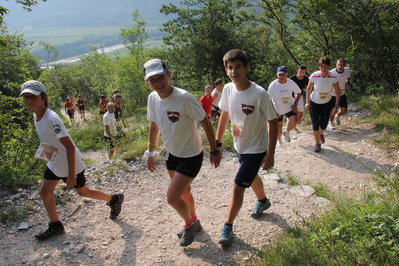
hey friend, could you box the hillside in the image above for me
[2,0,180,60]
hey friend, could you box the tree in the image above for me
[39,41,59,68]
[160,0,247,89]
[120,10,148,57]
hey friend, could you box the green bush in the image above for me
[0,95,45,189]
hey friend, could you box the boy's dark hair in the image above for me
[337,58,346,64]
[223,49,249,68]
[318,56,331,66]
[213,79,222,86]
[101,95,106,99]
[298,65,307,70]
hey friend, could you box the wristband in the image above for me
[148,142,157,152]
[145,150,155,157]
[216,140,222,148]
[294,102,298,105]
[335,105,339,108]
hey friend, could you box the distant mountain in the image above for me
[4,0,180,30]
[2,0,181,61]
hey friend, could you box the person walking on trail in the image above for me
[329,58,351,130]
[113,94,127,129]
[64,97,75,124]
[289,65,309,133]
[198,86,214,120]
[103,102,118,158]
[215,49,278,246]
[211,79,223,121]
[99,95,108,122]
[143,59,221,247]
[77,95,87,121]
[20,81,124,241]
[305,56,340,152]
[267,66,302,146]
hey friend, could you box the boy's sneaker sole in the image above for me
[108,194,124,219]
[218,225,234,246]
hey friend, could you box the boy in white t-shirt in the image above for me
[215,49,278,246]
[143,59,220,247]
[103,102,117,158]
[20,81,124,241]
[267,66,302,145]
[329,58,351,129]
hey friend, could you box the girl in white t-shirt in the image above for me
[143,59,220,247]
[20,80,124,241]
[305,57,340,152]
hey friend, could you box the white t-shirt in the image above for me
[147,87,206,158]
[211,88,221,110]
[34,109,85,177]
[330,67,350,96]
[103,112,117,138]
[309,71,338,104]
[267,79,301,115]
[219,82,277,154]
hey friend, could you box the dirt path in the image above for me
[0,107,397,265]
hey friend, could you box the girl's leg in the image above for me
[251,174,266,200]
[225,184,246,224]
[75,185,112,202]
[40,179,61,222]
[167,170,195,222]
[277,120,283,140]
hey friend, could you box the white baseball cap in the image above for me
[143,59,168,80]
[20,80,47,96]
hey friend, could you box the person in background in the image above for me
[64,97,75,124]
[211,79,223,121]
[99,95,108,122]
[114,94,127,130]
[215,49,278,246]
[20,80,124,241]
[103,102,117,158]
[267,66,301,146]
[143,59,220,247]
[329,58,351,130]
[198,86,214,120]
[77,95,87,121]
[305,56,340,152]
[289,65,309,133]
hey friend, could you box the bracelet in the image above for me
[216,140,222,148]
[335,105,340,108]
[145,150,155,157]
[294,102,298,105]
[148,142,157,152]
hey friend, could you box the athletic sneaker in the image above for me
[335,114,341,125]
[320,133,325,144]
[180,220,201,247]
[177,220,203,239]
[329,122,336,130]
[294,127,301,133]
[250,199,271,218]
[218,224,234,246]
[278,140,283,146]
[107,194,124,219]
[35,221,65,241]
[314,142,321,152]
[283,130,291,142]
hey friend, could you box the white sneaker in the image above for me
[294,127,300,133]
[335,115,341,125]
[329,122,336,130]
[278,140,283,146]
[283,130,291,142]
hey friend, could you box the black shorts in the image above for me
[331,95,348,109]
[104,136,114,148]
[67,110,74,118]
[165,151,203,178]
[277,110,297,122]
[235,151,267,188]
[79,106,85,111]
[44,167,86,189]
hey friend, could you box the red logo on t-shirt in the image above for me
[167,111,180,123]
[241,104,254,115]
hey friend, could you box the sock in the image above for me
[224,223,233,228]
[259,197,268,203]
[50,220,62,227]
[192,216,198,222]
[109,194,117,204]
[185,218,195,228]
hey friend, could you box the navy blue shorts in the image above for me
[277,110,297,122]
[331,95,348,109]
[235,151,267,188]
[44,167,86,189]
[104,136,115,149]
[166,151,203,178]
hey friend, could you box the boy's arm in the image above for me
[105,125,112,138]
[59,136,77,188]
[147,121,160,172]
[261,118,278,170]
[198,116,220,168]
[216,111,229,142]
[305,81,314,109]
